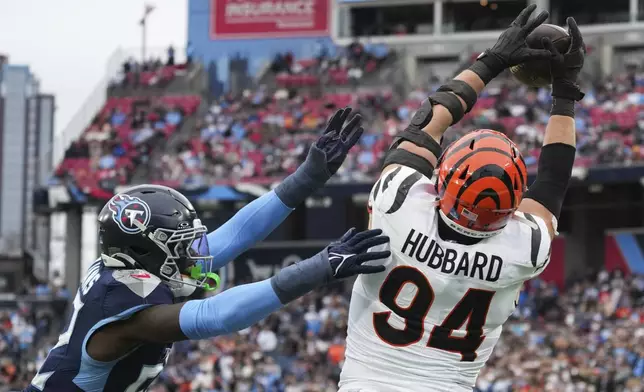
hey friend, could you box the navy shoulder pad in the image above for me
[102,269,174,318]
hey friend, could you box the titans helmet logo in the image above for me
[107,194,151,235]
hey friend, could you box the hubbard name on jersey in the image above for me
[26,260,174,392]
[339,165,552,392]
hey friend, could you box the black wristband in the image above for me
[551,97,575,118]
[469,59,500,85]
[552,79,585,102]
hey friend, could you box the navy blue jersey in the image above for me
[26,260,174,392]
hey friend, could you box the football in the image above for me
[510,24,571,88]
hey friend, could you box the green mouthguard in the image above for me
[188,264,220,292]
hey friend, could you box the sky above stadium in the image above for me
[0,0,187,135]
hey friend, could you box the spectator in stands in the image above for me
[186,41,194,65]
[167,45,175,66]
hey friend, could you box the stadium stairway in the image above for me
[108,63,207,98]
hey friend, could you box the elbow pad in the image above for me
[524,143,576,219]
[383,122,442,178]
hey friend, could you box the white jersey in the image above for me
[339,166,552,392]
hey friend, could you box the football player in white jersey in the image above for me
[339,6,586,392]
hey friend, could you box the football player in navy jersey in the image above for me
[26,108,391,392]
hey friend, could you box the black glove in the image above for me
[472,4,551,82]
[327,228,390,279]
[542,17,585,101]
[275,107,363,207]
[315,107,364,175]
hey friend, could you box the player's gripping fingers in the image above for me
[522,10,549,36]
[355,264,387,275]
[541,38,563,62]
[340,114,362,142]
[346,228,384,247]
[338,107,353,127]
[512,4,537,27]
[345,126,364,150]
[523,48,554,62]
[353,251,390,275]
[541,37,557,55]
[566,17,584,53]
[351,234,390,254]
[338,227,358,243]
[355,250,391,264]
[324,108,347,135]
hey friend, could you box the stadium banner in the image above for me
[210,0,331,40]
[605,230,644,275]
[539,237,566,289]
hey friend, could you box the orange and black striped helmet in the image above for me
[435,130,528,238]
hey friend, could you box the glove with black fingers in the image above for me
[275,108,364,208]
[541,17,586,102]
[327,228,390,279]
[315,108,364,175]
[471,4,551,83]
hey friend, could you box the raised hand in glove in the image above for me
[315,108,364,175]
[541,17,586,101]
[472,4,552,83]
[327,228,390,279]
[275,108,364,208]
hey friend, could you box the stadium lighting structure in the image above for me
[140,3,155,62]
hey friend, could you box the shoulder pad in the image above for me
[370,166,430,215]
[111,269,164,299]
[514,212,552,273]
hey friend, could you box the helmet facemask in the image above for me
[140,218,220,296]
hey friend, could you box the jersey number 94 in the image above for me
[373,266,495,362]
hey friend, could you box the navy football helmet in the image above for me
[97,184,218,296]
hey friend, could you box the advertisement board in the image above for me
[210,0,331,39]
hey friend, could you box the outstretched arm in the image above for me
[206,108,364,269]
[206,190,292,269]
[383,4,551,177]
[520,18,585,239]
[85,228,389,361]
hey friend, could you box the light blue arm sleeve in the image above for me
[207,190,293,270]
[179,279,282,339]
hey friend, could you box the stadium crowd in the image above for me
[144,65,644,189]
[156,270,644,392]
[1,278,69,391]
[35,43,644,392]
[5,270,642,391]
[54,43,644,194]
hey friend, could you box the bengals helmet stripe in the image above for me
[441,131,513,162]
[440,147,526,199]
[456,163,516,207]
[435,130,528,238]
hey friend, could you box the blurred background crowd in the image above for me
[3,271,643,391]
[6,40,644,392]
[56,47,644,194]
[5,0,644,391]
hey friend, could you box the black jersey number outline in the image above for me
[372,266,495,362]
